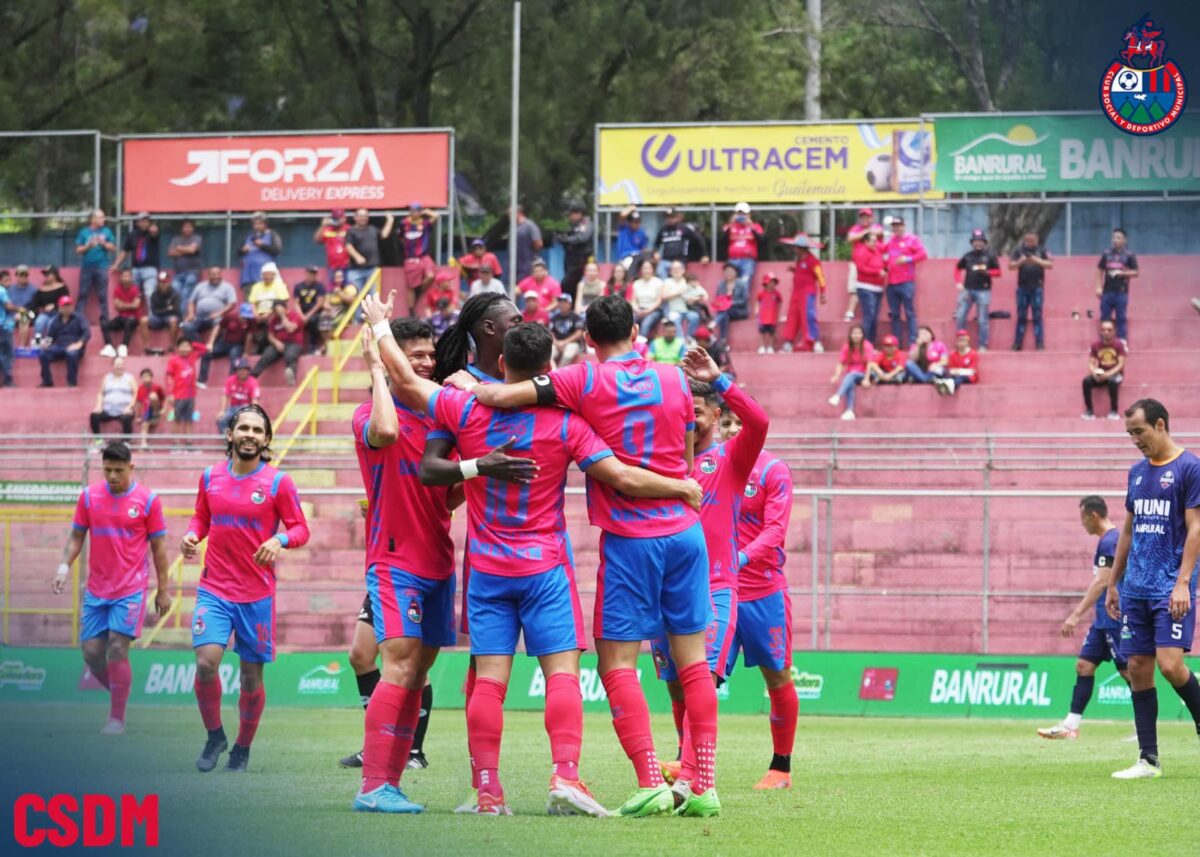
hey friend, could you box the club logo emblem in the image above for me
[1099,14,1186,135]
[250,488,266,505]
[700,458,718,474]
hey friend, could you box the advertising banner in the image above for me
[596,122,940,206]
[934,113,1200,192]
[0,481,79,504]
[122,132,451,213]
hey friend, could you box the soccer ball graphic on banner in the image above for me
[865,152,892,192]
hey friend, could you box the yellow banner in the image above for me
[597,122,941,205]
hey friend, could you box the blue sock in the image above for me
[1131,687,1159,765]
[1171,672,1200,731]
[1070,675,1095,716]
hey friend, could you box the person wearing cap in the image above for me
[8,265,36,348]
[778,233,827,353]
[74,208,116,329]
[756,272,783,354]
[88,355,137,438]
[516,257,562,311]
[399,203,435,313]
[167,218,204,308]
[654,207,709,279]
[428,296,459,341]
[420,269,460,318]
[505,204,544,282]
[101,270,146,358]
[723,202,764,289]
[843,207,879,323]
[882,215,927,349]
[238,212,283,290]
[468,263,506,298]
[953,229,1001,351]
[558,200,595,301]
[142,272,182,344]
[851,223,888,345]
[38,294,90,387]
[113,211,161,302]
[1009,231,1052,351]
[252,299,305,385]
[314,208,351,276]
[616,206,649,265]
[547,292,584,367]
[520,290,550,326]
[31,266,70,344]
[198,303,253,388]
[217,358,261,433]
[183,265,238,346]
[294,266,328,354]
[866,334,907,384]
[938,329,981,396]
[456,238,503,287]
[247,262,290,322]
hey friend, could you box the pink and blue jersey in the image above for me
[692,376,769,591]
[428,386,612,576]
[737,449,794,602]
[547,353,697,538]
[353,398,455,580]
[187,461,309,603]
[72,481,166,599]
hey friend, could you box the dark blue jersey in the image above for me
[1092,527,1120,630]
[1123,450,1200,600]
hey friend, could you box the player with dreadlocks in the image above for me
[182,403,310,773]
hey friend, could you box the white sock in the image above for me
[1063,713,1082,730]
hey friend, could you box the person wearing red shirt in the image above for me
[102,269,145,357]
[134,368,166,448]
[199,305,252,387]
[843,207,879,322]
[165,338,200,440]
[722,202,763,288]
[420,270,460,318]
[456,238,503,288]
[218,359,261,433]
[521,290,550,326]
[756,273,783,354]
[314,208,351,276]
[778,234,827,353]
[939,329,980,396]
[253,302,305,385]
[866,334,907,384]
[850,224,887,345]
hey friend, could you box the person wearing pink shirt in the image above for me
[516,258,561,311]
[882,216,927,349]
[828,325,875,420]
[217,358,260,433]
[905,324,950,385]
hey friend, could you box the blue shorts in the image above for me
[191,589,275,663]
[1079,623,1127,670]
[1121,595,1196,656]
[80,589,147,642]
[366,564,456,649]
[595,522,710,641]
[468,565,586,657]
[726,589,793,676]
[651,587,737,682]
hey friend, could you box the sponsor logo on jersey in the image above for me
[298,662,343,695]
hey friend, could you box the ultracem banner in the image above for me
[934,113,1200,192]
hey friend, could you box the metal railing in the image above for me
[330,268,381,405]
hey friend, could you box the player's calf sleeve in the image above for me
[361,681,405,791]
[1170,672,1200,727]
[194,674,223,732]
[107,658,132,723]
[767,683,799,762]
[356,668,381,710]
[1130,687,1159,764]
[467,678,507,796]
[1069,675,1095,716]
[545,672,582,780]
[411,683,432,754]
[386,686,424,786]
[235,686,266,749]
[678,662,718,793]
[600,668,663,788]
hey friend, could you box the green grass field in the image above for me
[4,703,1199,856]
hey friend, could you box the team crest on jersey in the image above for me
[250,488,266,505]
[700,458,718,474]
[653,648,669,671]
[1135,475,1143,486]
[407,597,422,624]
[744,483,758,498]
[1099,14,1187,135]
[127,505,140,518]
[192,616,206,635]
[1160,470,1175,490]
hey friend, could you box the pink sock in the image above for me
[463,664,479,789]
[601,668,662,788]
[671,698,687,750]
[385,687,423,787]
[468,677,507,798]
[545,672,582,781]
[768,683,799,756]
[107,658,132,723]
[678,662,718,793]
[361,681,405,792]
[678,713,696,782]
[235,686,266,748]
[194,674,223,731]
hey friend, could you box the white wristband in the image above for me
[55,563,69,579]
[460,459,480,480]
[371,321,393,341]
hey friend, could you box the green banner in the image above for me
[934,113,1200,192]
[5,647,1200,721]
[0,480,79,504]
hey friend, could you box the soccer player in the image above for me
[182,404,309,773]
[51,441,171,734]
[653,349,768,804]
[1105,399,1200,779]
[720,411,798,789]
[1038,495,1128,740]
[444,294,720,818]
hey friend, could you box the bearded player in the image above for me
[183,404,309,773]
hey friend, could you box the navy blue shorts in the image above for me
[1121,594,1196,657]
[1079,623,1127,670]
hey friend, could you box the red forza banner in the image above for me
[122,132,451,213]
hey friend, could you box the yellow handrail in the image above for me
[331,268,381,404]
[274,365,320,429]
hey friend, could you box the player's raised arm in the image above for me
[361,292,441,414]
[362,326,400,448]
[444,370,539,409]
[684,347,768,478]
[1106,513,1135,620]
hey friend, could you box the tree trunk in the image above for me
[803,0,822,239]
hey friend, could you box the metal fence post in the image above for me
[810,494,819,649]
[981,467,992,654]
[824,495,834,650]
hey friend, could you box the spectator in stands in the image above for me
[867,334,907,384]
[883,215,927,349]
[167,218,204,307]
[38,295,89,388]
[1096,227,1138,344]
[844,207,878,322]
[324,269,358,328]
[654,207,709,278]
[142,272,181,346]
[693,325,735,379]
[660,259,694,335]
[953,229,1000,352]
[88,356,136,438]
[400,202,436,312]
[469,264,505,297]
[182,266,237,345]
[217,359,260,433]
[517,258,562,311]
[428,297,459,341]
[779,233,826,353]
[630,258,664,337]
[113,212,161,302]
[711,262,742,343]
[558,201,594,300]
[238,212,282,290]
[0,271,13,387]
[685,272,713,328]
[164,338,199,439]
[9,265,36,347]
[1081,320,1126,420]
[457,238,503,286]
[248,262,289,323]
[253,301,304,385]
[100,270,144,358]
[615,207,649,266]
[1010,231,1052,351]
[74,208,116,331]
[723,202,763,288]
[548,293,584,367]
[347,207,395,297]
[198,304,252,388]
[506,205,544,282]
[828,324,874,420]
[32,266,70,344]
[575,260,606,313]
[314,208,351,278]
[421,270,459,317]
[756,272,782,354]
[293,266,327,355]
[605,262,631,300]
[134,368,165,448]
[904,324,949,386]
[521,290,550,326]
[938,329,980,396]
[851,223,887,345]
[649,318,686,365]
